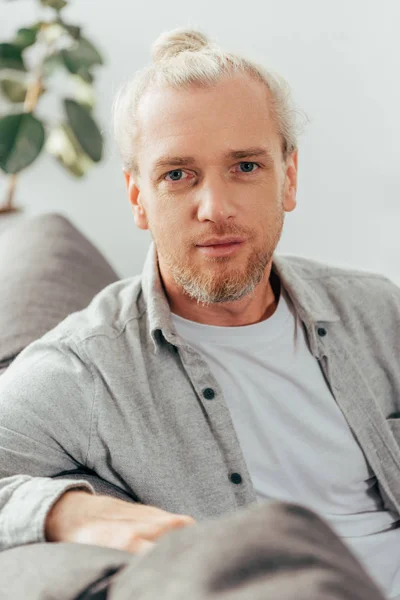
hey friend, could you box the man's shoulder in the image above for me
[275,254,400,309]
[43,274,144,346]
[276,254,389,283]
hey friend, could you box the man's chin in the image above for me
[185,286,256,305]
[178,273,258,305]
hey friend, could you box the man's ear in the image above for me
[282,150,298,213]
[124,170,149,230]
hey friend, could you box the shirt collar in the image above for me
[141,241,340,354]
[272,255,340,324]
[140,241,176,353]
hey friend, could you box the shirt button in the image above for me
[317,327,327,337]
[230,473,242,484]
[203,388,215,400]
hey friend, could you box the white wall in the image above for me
[1,0,400,283]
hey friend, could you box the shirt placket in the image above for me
[175,339,258,510]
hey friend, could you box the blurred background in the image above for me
[1,0,399,282]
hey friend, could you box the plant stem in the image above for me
[24,77,44,113]
[0,174,18,213]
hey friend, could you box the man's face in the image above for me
[126,74,297,305]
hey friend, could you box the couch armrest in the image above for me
[52,470,139,504]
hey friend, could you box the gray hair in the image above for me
[112,28,307,175]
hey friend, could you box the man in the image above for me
[0,27,399,600]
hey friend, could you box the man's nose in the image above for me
[196,176,237,223]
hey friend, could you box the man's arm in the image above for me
[52,469,140,502]
[0,334,97,551]
[0,333,196,554]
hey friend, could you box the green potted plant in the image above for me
[0,0,105,213]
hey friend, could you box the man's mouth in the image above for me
[197,237,246,247]
[196,241,245,256]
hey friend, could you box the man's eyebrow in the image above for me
[153,156,196,170]
[228,147,274,161]
[152,147,274,171]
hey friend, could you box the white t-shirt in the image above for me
[171,286,400,599]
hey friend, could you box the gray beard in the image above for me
[169,248,271,305]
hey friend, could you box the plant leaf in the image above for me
[0,78,27,103]
[64,98,103,162]
[42,52,64,77]
[60,48,78,74]
[13,28,38,50]
[57,18,81,39]
[40,0,67,9]
[46,122,93,177]
[0,113,45,173]
[60,50,95,82]
[0,44,25,72]
[64,23,81,39]
[76,68,94,84]
[61,37,103,72]
[75,37,104,66]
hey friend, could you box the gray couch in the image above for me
[0,212,138,503]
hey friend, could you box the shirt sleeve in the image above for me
[0,333,97,551]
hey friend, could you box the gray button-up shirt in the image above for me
[2,241,400,551]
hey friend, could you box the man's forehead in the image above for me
[138,75,275,130]
[137,77,281,170]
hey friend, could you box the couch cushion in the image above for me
[0,213,119,371]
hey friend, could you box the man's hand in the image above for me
[45,490,196,554]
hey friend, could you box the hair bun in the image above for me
[151,28,209,63]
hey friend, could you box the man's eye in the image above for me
[165,169,188,182]
[235,162,259,173]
